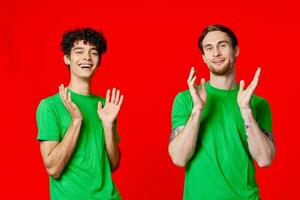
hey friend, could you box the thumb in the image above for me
[239,80,245,93]
[200,78,206,91]
[98,101,103,109]
[200,78,205,87]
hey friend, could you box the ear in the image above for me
[64,55,70,65]
[202,54,207,64]
[234,46,240,58]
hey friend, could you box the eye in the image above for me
[91,51,99,56]
[205,46,213,52]
[75,51,83,54]
[220,43,227,48]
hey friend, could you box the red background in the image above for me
[0,0,299,199]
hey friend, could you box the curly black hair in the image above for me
[61,28,107,56]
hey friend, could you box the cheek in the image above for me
[203,54,211,63]
[70,54,81,61]
[223,50,234,60]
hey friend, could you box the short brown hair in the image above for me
[198,24,238,54]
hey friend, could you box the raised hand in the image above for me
[59,84,83,120]
[98,88,124,125]
[237,67,261,110]
[187,67,207,111]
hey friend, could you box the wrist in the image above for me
[102,121,114,129]
[240,107,254,124]
[192,104,204,113]
[191,107,202,121]
[72,117,83,125]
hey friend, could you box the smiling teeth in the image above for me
[81,64,91,67]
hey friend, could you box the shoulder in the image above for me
[172,89,193,111]
[251,94,271,113]
[174,89,191,102]
[37,93,63,115]
[251,94,270,107]
[38,93,61,109]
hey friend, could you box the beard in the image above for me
[208,61,233,76]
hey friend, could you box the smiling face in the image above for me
[64,40,100,80]
[201,31,239,76]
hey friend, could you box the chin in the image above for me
[210,67,230,76]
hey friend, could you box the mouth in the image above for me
[212,58,225,65]
[79,63,93,70]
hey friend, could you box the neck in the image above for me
[68,75,91,95]
[209,68,237,90]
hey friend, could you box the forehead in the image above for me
[72,40,97,49]
[202,31,231,46]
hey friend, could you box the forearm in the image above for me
[103,122,120,172]
[44,119,82,178]
[169,109,202,167]
[241,108,275,167]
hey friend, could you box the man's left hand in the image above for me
[98,88,124,125]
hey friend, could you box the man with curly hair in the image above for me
[168,24,275,200]
[36,28,123,200]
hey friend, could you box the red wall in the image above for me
[0,0,298,199]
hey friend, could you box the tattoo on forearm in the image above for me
[244,123,251,139]
[244,123,274,142]
[169,126,184,142]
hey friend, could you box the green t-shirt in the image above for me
[172,82,272,200]
[36,89,121,200]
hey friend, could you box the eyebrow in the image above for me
[217,40,229,45]
[203,40,229,48]
[72,47,98,51]
[72,47,84,51]
[90,47,98,51]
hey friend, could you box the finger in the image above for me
[63,87,72,108]
[66,90,72,108]
[239,80,245,93]
[248,67,261,93]
[189,77,198,98]
[98,101,103,109]
[64,87,68,102]
[59,84,65,99]
[115,89,120,105]
[187,67,195,82]
[189,76,196,88]
[59,87,68,108]
[252,67,261,87]
[200,78,205,86]
[68,92,72,104]
[106,89,111,103]
[70,101,78,109]
[59,85,65,103]
[200,78,206,91]
[117,95,124,107]
[111,88,116,103]
[60,85,68,103]
[59,85,62,98]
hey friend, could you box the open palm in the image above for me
[238,68,261,109]
[187,67,207,111]
[98,88,124,124]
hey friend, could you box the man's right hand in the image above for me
[59,84,83,121]
[187,67,207,112]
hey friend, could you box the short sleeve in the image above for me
[36,100,61,141]
[255,98,273,133]
[171,92,192,130]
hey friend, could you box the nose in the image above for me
[83,51,92,61]
[212,48,221,57]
